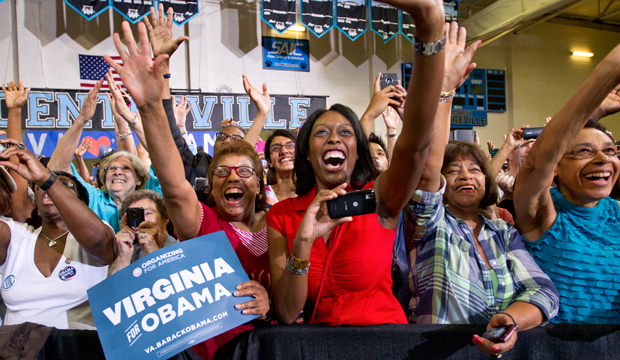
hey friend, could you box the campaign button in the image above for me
[2,275,16,290]
[59,266,77,281]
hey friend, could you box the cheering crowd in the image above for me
[1,0,620,358]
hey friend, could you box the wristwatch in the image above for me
[38,172,57,192]
[414,36,446,56]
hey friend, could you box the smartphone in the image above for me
[523,127,544,140]
[450,129,477,144]
[380,73,399,90]
[194,177,209,192]
[126,207,145,235]
[491,148,499,158]
[481,325,516,343]
[327,189,377,219]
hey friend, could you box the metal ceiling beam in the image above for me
[462,0,583,44]
[513,0,590,34]
[598,7,620,20]
[599,0,616,17]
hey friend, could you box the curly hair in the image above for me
[442,141,499,209]
[294,104,377,196]
[98,151,149,195]
[206,140,267,212]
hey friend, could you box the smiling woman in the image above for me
[267,0,448,327]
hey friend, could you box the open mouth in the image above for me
[583,172,611,185]
[323,150,346,171]
[279,157,293,165]
[456,185,476,192]
[112,179,126,184]
[224,188,244,202]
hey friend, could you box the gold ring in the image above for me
[141,233,146,239]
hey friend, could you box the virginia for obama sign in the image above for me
[87,232,258,359]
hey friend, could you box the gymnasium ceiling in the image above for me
[458,0,620,43]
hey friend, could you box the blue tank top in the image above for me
[526,187,620,324]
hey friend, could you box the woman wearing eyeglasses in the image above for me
[513,41,620,324]
[264,130,297,206]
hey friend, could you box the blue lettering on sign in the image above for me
[264,98,285,129]
[59,266,77,281]
[289,98,310,128]
[2,275,16,290]
[188,96,217,129]
[236,97,251,128]
[220,96,234,122]
[55,92,82,128]
[27,92,55,128]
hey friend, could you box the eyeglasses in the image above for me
[269,143,296,154]
[105,165,134,173]
[563,145,619,159]
[213,166,258,178]
[216,132,244,141]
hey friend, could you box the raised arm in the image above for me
[382,106,401,164]
[48,80,102,173]
[377,21,478,218]
[173,96,193,145]
[489,127,533,177]
[0,141,116,264]
[105,21,201,240]
[242,75,270,147]
[2,81,34,222]
[360,74,404,137]
[74,138,92,182]
[514,44,620,241]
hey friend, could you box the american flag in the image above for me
[79,54,124,89]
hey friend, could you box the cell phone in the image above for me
[126,207,145,236]
[523,127,544,140]
[260,159,269,169]
[194,177,209,192]
[450,129,477,144]
[124,97,132,107]
[380,73,399,90]
[481,325,516,343]
[491,148,499,158]
[327,189,377,219]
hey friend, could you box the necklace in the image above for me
[40,230,70,247]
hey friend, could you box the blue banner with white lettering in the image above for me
[158,0,199,26]
[112,0,153,23]
[87,232,257,360]
[262,37,310,72]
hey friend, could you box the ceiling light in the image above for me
[289,25,306,32]
[572,51,593,58]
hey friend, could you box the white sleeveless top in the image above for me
[0,217,109,329]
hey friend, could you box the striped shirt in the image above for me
[229,224,268,257]
[404,176,559,325]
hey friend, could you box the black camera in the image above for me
[194,177,209,192]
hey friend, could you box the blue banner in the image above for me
[261,0,297,34]
[23,130,223,158]
[300,0,334,38]
[112,0,152,23]
[335,0,366,41]
[451,110,488,127]
[87,232,257,360]
[262,37,310,72]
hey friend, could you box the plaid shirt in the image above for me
[404,176,559,324]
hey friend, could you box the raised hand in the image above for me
[383,106,400,133]
[104,21,169,109]
[221,117,239,127]
[2,81,30,110]
[173,96,193,128]
[136,221,161,255]
[364,73,403,120]
[105,69,134,122]
[442,22,481,92]
[295,184,352,243]
[503,126,534,150]
[243,75,271,115]
[0,138,50,185]
[234,280,270,320]
[591,84,620,121]
[78,79,103,122]
[143,3,189,58]
[75,138,93,158]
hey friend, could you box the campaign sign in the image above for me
[87,232,258,360]
[262,37,310,72]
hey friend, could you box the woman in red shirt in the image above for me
[267,0,447,325]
